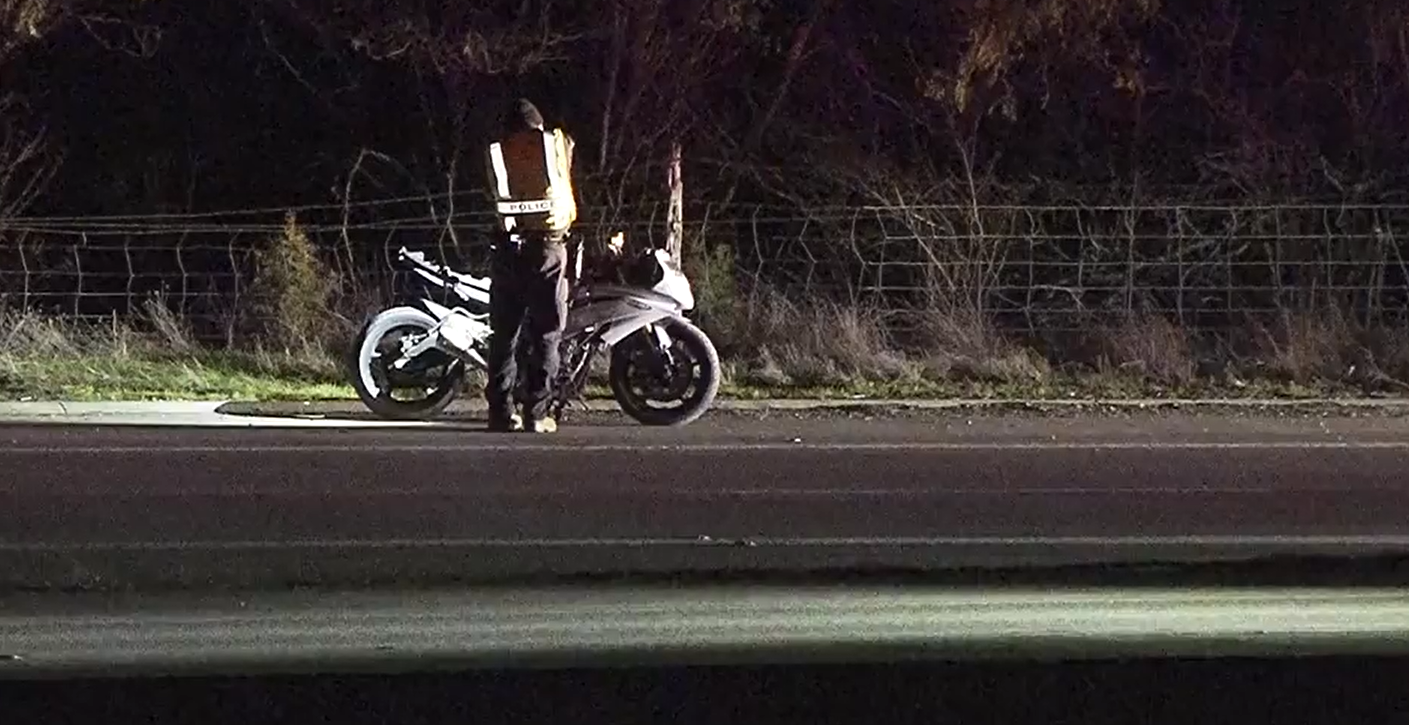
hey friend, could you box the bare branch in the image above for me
[0,94,59,224]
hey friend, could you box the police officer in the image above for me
[482,98,578,433]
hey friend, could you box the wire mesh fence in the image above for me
[3,201,1409,342]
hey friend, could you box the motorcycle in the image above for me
[347,234,721,427]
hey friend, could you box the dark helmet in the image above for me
[508,97,545,131]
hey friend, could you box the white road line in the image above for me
[2,441,1409,453]
[509,486,1405,496]
[706,487,1332,495]
[0,486,1389,497]
[5,534,1409,552]
[0,417,456,429]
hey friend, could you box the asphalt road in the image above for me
[6,409,1409,590]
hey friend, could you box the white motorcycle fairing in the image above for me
[400,244,695,361]
[567,284,688,346]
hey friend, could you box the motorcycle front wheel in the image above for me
[607,317,721,427]
[348,307,467,421]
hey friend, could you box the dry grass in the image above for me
[0,300,350,401]
[730,289,919,387]
[717,285,1409,398]
[1094,311,1199,385]
[906,302,1051,384]
[2,280,1408,401]
[1243,306,1360,383]
[724,287,1049,392]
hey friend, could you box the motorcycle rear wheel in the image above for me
[348,307,467,421]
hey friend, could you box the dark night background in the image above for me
[8,0,1408,216]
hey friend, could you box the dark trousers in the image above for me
[484,234,569,422]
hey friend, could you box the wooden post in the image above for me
[665,141,683,260]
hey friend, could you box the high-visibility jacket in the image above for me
[484,127,578,235]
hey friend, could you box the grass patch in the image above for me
[0,303,353,402]
[0,294,1403,403]
[0,353,353,401]
[710,291,1408,402]
[712,373,1348,401]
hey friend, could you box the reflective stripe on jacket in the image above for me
[485,128,577,234]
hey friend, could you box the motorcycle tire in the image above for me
[608,316,721,427]
[348,306,466,421]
